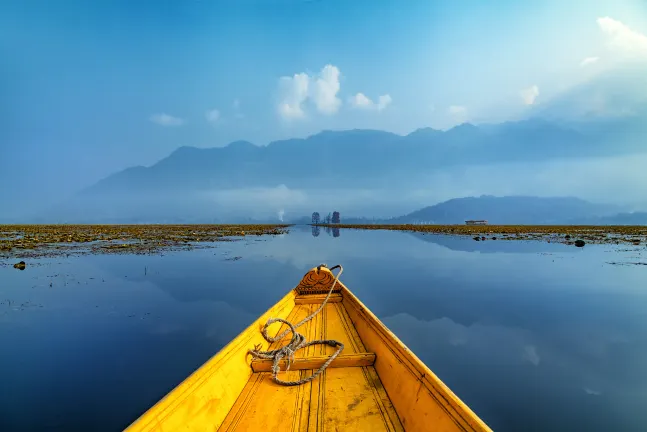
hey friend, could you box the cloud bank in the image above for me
[277,65,342,120]
[278,72,310,119]
[349,93,392,111]
[597,17,647,57]
[311,64,342,115]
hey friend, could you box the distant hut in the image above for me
[465,220,488,225]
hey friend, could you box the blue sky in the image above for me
[2,0,647,215]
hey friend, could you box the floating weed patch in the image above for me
[0,224,289,260]
[319,224,647,245]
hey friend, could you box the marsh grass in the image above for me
[0,224,289,259]
[316,224,647,245]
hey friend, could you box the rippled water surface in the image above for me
[1,227,646,431]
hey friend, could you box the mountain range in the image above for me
[28,63,647,224]
[79,63,647,200]
[34,112,647,223]
[298,196,645,226]
[5,59,647,224]
[388,195,622,225]
[85,116,647,195]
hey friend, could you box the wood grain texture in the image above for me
[251,353,376,372]
[295,293,343,304]
[123,290,297,432]
[340,283,493,432]
[218,290,403,432]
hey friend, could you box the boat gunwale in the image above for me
[124,289,297,432]
[339,282,493,432]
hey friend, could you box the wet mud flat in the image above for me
[0,224,290,261]
[319,224,647,246]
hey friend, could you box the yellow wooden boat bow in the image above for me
[125,265,492,431]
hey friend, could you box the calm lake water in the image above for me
[1,227,646,431]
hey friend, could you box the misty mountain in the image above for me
[35,63,647,224]
[389,196,622,225]
[289,196,637,226]
[85,116,647,195]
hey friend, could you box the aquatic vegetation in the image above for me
[318,224,647,245]
[0,225,289,260]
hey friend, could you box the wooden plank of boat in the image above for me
[124,265,492,432]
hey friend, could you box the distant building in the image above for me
[332,211,340,224]
[465,220,488,225]
[312,212,320,224]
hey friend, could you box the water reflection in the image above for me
[319,225,341,238]
[408,232,570,253]
[1,228,646,432]
[311,225,320,237]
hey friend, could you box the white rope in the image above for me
[248,264,344,386]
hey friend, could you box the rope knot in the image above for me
[247,265,345,386]
[284,346,295,359]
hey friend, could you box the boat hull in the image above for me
[125,267,491,432]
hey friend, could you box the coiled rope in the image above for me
[248,264,344,386]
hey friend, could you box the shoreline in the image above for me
[0,224,290,260]
[314,224,647,245]
[2,223,646,261]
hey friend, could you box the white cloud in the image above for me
[277,64,343,120]
[311,64,342,115]
[520,85,539,105]
[205,109,220,123]
[277,72,310,120]
[448,105,467,115]
[149,113,185,126]
[580,56,600,67]
[377,94,392,110]
[597,17,647,56]
[348,92,392,111]
[349,92,372,108]
[382,314,542,367]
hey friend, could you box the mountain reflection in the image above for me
[408,232,569,253]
